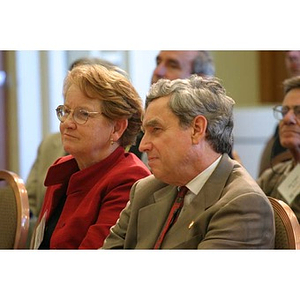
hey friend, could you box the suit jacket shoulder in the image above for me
[103,154,275,249]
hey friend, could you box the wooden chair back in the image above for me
[0,170,29,249]
[268,196,300,249]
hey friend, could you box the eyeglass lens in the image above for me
[274,105,300,120]
[56,105,89,124]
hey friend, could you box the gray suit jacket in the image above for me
[257,160,300,222]
[102,154,275,249]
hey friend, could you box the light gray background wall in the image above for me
[6,50,278,180]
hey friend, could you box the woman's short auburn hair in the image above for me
[63,64,143,148]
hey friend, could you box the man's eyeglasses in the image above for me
[273,105,300,121]
[56,105,103,125]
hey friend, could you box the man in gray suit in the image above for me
[102,75,275,249]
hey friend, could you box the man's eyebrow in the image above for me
[142,118,162,130]
[167,58,180,66]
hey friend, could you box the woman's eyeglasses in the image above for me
[56,105,103,125]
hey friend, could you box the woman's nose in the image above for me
[62,113,77,128]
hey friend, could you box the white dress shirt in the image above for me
[183,155,222,207]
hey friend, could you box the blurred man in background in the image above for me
[258,51,300,176]
[130,51,215,160]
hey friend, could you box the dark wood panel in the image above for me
[259,51,288,103]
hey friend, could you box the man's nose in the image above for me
[283,109,297,124]
[153,63,166,78]
[139,133,151,153]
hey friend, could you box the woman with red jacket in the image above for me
[31,64,151,249]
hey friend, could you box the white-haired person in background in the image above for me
[258,75,300,222]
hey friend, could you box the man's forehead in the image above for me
[145,95,170,111]
[143,96,172,122]
[287,51,300,56]
[284,88,300,104]
[159,51,198,62]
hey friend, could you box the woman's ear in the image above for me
[191,115,207,144]
[111,119,128,142]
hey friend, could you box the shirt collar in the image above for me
[186,155,222,196]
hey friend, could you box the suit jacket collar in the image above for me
[44,146,125,186]
[169,154,233,225]
[198,153,233,210]
[162,154,234,248]
[152,154,233,210]
[136,154,235,248]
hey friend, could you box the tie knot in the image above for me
[177,186,189,198]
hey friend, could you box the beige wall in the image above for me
[6,51,19,173]
[211,51,260,107]
[6,50,269,179]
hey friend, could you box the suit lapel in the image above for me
[197,154,234,210]
[136,185,178,248]
[163,154,235,247]
[136,154,235,248]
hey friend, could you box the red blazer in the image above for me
[35,147,151,249]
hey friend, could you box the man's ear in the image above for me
[191,115,207,144]
[111,119,128,142]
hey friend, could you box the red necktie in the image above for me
[154,186,189,249]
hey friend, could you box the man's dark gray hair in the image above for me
[283,75,300,94]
